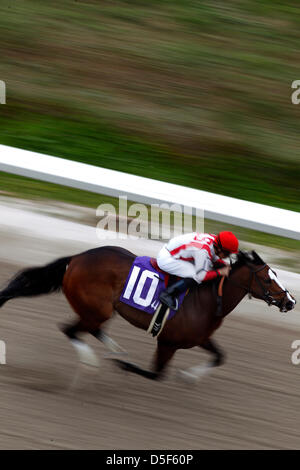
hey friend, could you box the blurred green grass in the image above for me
[0,0,299,213]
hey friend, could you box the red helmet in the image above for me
[214,231,239,254]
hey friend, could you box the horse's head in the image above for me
[231,250,296,312]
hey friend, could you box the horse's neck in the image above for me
[222,269,248,316]
[191,268,248,317]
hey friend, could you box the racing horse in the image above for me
[0,247,296,381]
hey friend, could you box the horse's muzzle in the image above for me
[279,297,296,312]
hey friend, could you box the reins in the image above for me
[215,276,225,317]
[227,262,287,307]
[218,276,225,297]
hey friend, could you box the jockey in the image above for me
[157,231,239,310]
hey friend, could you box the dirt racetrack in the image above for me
[0,200,299,450]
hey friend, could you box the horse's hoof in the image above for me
[177,370,199,385]
[112,359,159,380]
[113,359,134,372]
[70,339,100,367]
[213,355,225,367]
[177,364,213,384]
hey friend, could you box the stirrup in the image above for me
[159,291,179,311]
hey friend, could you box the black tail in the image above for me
[0,256,72,307]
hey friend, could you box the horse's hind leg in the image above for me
[63,266,116,367]
[61,320,100,393]
[62,301,126,366]
[90,328,127,356]
[61,320,100,367]
[200,338,225,367]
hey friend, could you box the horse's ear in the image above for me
[251,251,265,265]
[237,250,251,264]
[239,250,250,259]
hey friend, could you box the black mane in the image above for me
[231,250,266,272]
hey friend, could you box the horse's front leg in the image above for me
[178,338,225,384]
[113,342,177,381]
[153,342,177,379]
[200,338,225,367]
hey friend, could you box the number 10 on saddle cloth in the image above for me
[119,256,187,320]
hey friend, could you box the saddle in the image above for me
[150,258,178,288]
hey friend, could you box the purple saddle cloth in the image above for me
[119,256,186,319]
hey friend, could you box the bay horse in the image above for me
[0,247,296,382]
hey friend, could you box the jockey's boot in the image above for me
[159,278,196,311]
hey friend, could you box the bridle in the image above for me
[228,262,289,309]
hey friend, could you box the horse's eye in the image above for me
[265,279,272,285]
